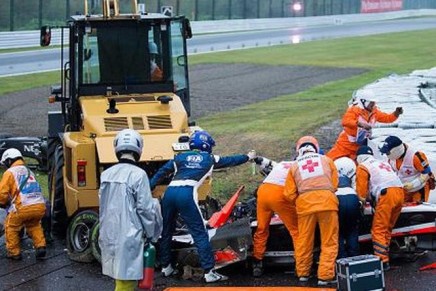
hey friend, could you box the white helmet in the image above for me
[348,91,358,107]
[149,42,158,55]
[1,148,23,167]
[355,89,376,111]
[295,136,319,157]
[114,129,143,161]
[334,157,356,179]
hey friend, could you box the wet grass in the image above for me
[0,45,61,54]
[190,29,436,72]
[0,71,59,95]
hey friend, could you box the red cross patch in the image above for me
[282,162,292,169]
[302,159,319,173]
[378,163,392,172]
[405,169,412,175]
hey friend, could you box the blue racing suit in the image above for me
[150,150,249,271]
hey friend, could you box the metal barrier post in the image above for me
[39,0,43,28]
[10,0,14,31]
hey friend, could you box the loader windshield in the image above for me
[79,21,166,86]
[73,17,191,114]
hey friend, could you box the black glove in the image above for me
[394,107,403,117]
[253,157,264,165]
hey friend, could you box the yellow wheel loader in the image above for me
[41,0,215,263]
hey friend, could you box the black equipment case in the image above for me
[336,254,385,291]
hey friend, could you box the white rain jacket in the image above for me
[98,162,163,280]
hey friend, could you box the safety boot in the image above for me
[252,259,263,277]
[204,269,228,283]
[318,278,337,286]
[7,253,22,261]
[161,264,179,277]
[35,247,46,260]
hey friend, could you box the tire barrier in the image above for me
[419,87,436,109]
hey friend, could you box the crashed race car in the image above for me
[169,182,436,273]
[0,134,47,172]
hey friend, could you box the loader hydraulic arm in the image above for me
[91,0,138,18]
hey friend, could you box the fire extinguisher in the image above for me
[138,242,156,290]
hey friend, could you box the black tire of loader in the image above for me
[47,137,60,176]
[50,145,68,237]
[90,222,101,263]
[66,210,98,263]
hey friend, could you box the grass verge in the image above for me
[0,71,59,96]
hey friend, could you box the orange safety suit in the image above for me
[151,62,163,81]
[253,161,298,261]
[387,145,433,202]
[356,157,404,263]
[327,105,398,161]
[0,160,46,257]
[284,153,339,281]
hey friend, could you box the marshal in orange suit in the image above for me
[327,90,402,161]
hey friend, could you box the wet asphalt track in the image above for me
[1,234,436,290]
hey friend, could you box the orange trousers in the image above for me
[372,187,404,263]
[5,203,46,256]
[404,184,430,203]
[326,139,358,161]
[253,183,298,261]
[295,210,338,281]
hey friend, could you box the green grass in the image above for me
[1,29,436,201]
[0,45,61,54]
[0,71,59,95]
[190,29,436,72]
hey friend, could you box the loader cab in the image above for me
[52,14,192,131]
[76,18,183,87]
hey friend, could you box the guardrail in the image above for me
[1,9,436,49]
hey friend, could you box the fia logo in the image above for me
[186,155,203,163]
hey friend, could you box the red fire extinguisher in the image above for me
[138,242,156,290]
